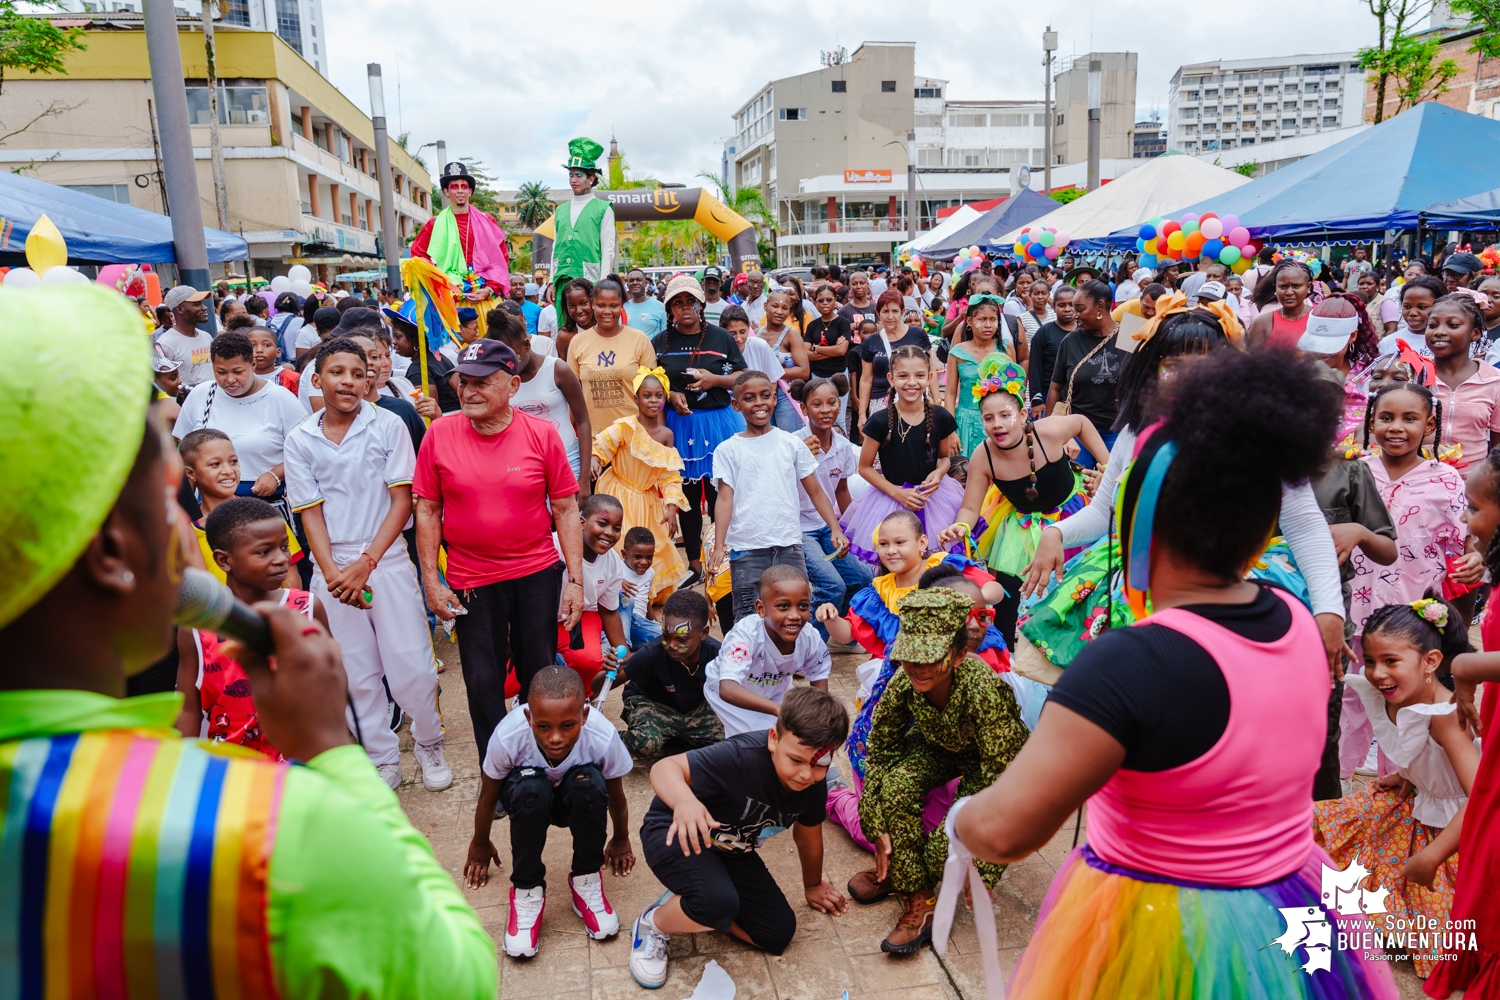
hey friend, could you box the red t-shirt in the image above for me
[409,211,473,265]
[413,410,579,588]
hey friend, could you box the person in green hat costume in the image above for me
[0,284,496,998]
[551,137,616,324]
[850,586,1027,956]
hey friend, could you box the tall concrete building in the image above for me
[55,0,330,76]
[1052,53,1138,164]
[1165,53,1366,154]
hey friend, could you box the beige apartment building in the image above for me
[0,10,430,279]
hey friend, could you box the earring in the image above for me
[121,569,135,585]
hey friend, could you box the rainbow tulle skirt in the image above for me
[1009,846,1398,999]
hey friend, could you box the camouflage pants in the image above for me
[621,689,724,759]
[859,744,1006,893]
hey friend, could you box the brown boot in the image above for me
[847,868,894,904]
[881,891,936,954]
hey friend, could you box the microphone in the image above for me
[174,567,273,655]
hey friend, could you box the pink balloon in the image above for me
[953,254,963,265]
[1199,218,1223,240]
[1220,214,1240,231]
[96,264,129,290]
[1044,245,1062,259]
[1181,213,1200,224]
[1228,226,1251,247]
[1053,230,1070,246]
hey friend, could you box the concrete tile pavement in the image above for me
[390,637,1434,999]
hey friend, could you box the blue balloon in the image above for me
[1139,253,1158,269]
[1139,223,1157,240]
[1202,239,1224,259]
[1135,238,1146,253]
[1028,242,1045,259]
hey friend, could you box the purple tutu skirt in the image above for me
[841,476,966,566]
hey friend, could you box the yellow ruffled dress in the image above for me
[593,415,692,601]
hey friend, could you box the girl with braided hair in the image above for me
[841,346,964,566]
[937,355,1108,645]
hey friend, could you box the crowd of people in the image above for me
[10,147,1500,998]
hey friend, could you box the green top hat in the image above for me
[889,588,972,663]
[563,137,605,172]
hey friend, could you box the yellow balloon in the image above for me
[1144,238,1158,254]
[1166,231,1186,252]
[26,214,68,275]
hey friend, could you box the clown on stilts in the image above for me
[550,138,616,324]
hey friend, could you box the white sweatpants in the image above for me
[314,550,441,767]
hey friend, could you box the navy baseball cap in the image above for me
[454,338,518,376]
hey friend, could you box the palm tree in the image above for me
[696,170,773,230]
[512,181,553,230]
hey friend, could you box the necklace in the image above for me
[893,405,922,443]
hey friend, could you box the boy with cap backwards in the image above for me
[850,587,1028,955]
[552,138,616,324]
[410,160,511,300]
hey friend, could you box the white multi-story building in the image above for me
[54,0,330,76]
[1166,53,1366,155]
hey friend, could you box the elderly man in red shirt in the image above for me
[415,339,584,753]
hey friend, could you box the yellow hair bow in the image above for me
[1134,290,1245,347]
[631,364,669,395]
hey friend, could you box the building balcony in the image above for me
[784,218,905,236]
[292,133,380,199]
[300,214,377,255]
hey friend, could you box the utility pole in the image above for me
[906,130,916,242]
[201,0,230,234]
[368,63,402,293]
[1087,59,1102,192]
[146,97,169,215]
[434,139,447,210]
[1043,28,1057,194]
[144,0,211,293]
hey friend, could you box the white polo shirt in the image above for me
[283,402,415,564]
[172,378,304,480]
[556,535,624,614]
[480,704,633,785]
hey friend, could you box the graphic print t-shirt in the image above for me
[567,327,657,429]
[644,730,828,852]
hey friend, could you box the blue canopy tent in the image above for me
[0,170,247,264]
[918,189,1058,260]
[1099,103,1500,248]
[1422,186,1500,225]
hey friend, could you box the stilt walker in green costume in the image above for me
[552,137,616,323]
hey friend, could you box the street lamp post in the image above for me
[906,130,916,242]
[1043,28,1056,195]
[368,63,402,294]
[1087,60,1102,192]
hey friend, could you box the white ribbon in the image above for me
[933,796,1006,1000]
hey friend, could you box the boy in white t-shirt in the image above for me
[555,494,629,694]
[705,564,832,736]
[708,371,850,622]
[619,526,661,650]
[466,666,635,959]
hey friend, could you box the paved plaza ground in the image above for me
[390,633,1432,999]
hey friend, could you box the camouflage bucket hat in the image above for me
[889,588,972,663]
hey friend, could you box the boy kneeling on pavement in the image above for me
[619,589,725,758]
[466,666,635,958]
[628,686,849,989]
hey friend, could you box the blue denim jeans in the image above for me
[729,544,807,623]
[620,600,662,650]
[1074,429,1119,471]
[772,384,803,432]
[802,526,874,640]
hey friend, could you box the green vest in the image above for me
[554,196,608,282]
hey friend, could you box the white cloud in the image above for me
[322,0,1375,189]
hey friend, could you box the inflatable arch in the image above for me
[532,187,759,275]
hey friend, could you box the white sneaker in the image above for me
[569,871,619,939]
[504,885,546,958]
[1355,739,1380,777]
[377,762,402,789]
[629,896,672,989]
[413,740,453,791]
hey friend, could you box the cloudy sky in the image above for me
[323,0,1380,190]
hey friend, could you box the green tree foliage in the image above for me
[1049,187,1085,205]
[511,181,554,230]
[1450,0,1500,57]
[1234,160,1261,178]
[0,0,86,96]
[1357,0,1445,123]
[1386,34,1460,112]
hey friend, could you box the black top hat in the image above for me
[439,161,475,191]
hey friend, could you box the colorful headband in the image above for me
[1135,290,1245,347]
[1117,425,1180,619]
[966,293,1005,311]
[1411,598,1449,631]
[971,353,1028,404]
[631,364,668,395]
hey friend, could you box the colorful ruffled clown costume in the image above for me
[592,365,692,602]
[0,286,496,999]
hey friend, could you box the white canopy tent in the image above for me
[895,204,982,257]
[998,153,1251,251]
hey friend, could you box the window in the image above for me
[1324,97,1338,109]
[1263,119,1276,129]
[951,148,984,167]
[64,183,130,204]
[1184,124,1198,134]
[1283,117,1297,128]
[1183,141,1198,150]
[312,42,318,55]
[778,108,805,121]
[1224,104,1237,114]
[1323,115,1339,126]
[1225,88,1238,97]
[951,113,987,127]
[994,113,1031,126]
[1284,101,1297,110]
[1205,106,1218,116]
[1184,90,1200,101]
[1304,100,1317,109]
[1056,112,1065,125]
[1264,85,1278,94]
[1245,86,1258,95]
[881,80,896,92]
[832,80,846,93]
[742,155,762,186]
[1033,113,1047,126]
[914,114,942,127]
[310,22,316,36]
[1181,108,1199,119]
[1306,81,1320,92]
[224,0,250,25]
[914,86,942,98]
[274,0,303,55]
[1203,122,1218,132]
[1326,80,1340,90]
[290,112,302,133]
[1303,116,1316,126]
[917,148,944,166]
[1285,83,1299,92]
[1243,137,1256,145]
[185,84,271,125]
[1031,148,1044,164]
[1205,88,1219,97]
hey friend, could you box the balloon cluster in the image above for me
[269,263,316,299]
[1135,212,1258,274]
[1012,226,1072,262]
[951,245,986,274]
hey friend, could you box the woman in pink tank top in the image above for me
[1247,259,1316,352]
[938,349,1398,999]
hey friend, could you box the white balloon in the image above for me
[287,264,312,283]
[290,280,313,298]
[270,275,291,293]
[4,267,40,288]
[41,266,87,284]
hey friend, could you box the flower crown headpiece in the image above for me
[971,354,1028,404]
[1410,598,1449,632]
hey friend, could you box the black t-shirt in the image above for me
[802,314,853,379]
[859,326,931,398]
[839,302,879,378]
[625,636,720,714]
[1047,586,1292,772]
[1028,320,1076,408]
[400,349,459,413]
[644,730,828,852]
[651,325,747,411]
[374,394,426,455]
[1050,329,1125,429]
[861,404,958,486]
